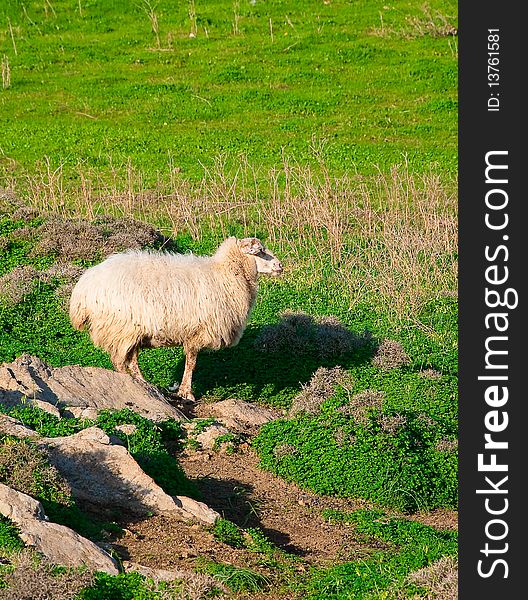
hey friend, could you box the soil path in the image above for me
[113,445,457,573]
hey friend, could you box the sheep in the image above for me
[69,237,283,401]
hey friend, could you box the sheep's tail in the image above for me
[69,290,90,331]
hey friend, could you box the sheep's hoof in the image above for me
[168,383,195,403]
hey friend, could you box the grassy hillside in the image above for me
[1,0,457,181]
[1,0,457,597]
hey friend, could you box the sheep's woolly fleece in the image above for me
[69,237,281,391]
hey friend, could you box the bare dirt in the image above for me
[104,397,457,597]
[109,442,457,593]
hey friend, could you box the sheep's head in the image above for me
[238,237,283,276]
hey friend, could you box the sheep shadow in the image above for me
[163,314,379,402]
[0,386,62,417]
[187,475,307,557]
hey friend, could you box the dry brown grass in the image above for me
[403,555,458,599]
[419,368,442,379]
[0,549,94,600]
[337,390,385,425]
[1,155,457,323]
[0,262,84,307]
[255,311,372,359]
[435,438,458,453]
[1,55,10,90]
[379,413,408,435]
[288,366,354,417]
[0,437,71,506]
[11,215,164,262]
[372,339,410,371]
[371,4,457,39]
[405,4,458,38]
[0,266,40,305]
[138,569,225,600]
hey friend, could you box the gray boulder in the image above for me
[39,427,218,525]
[0,483,119,574]
[0,354,186,422]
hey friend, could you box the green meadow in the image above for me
[1,0,458,597]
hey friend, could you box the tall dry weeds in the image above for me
[1,155,457,323]
[1,55,11,89]
[0,549,94,600]
[371,3,458,39]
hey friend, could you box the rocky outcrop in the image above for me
[0,413,39,439]
[205,398,279,432]
[0,483,119,574]
[38,427,218,525]
[0,354,186,422]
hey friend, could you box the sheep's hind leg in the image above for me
[127,347,146,382]
[175,346,197,402]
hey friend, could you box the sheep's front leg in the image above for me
[176,346,197,402]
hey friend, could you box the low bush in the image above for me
[253,387,457,512]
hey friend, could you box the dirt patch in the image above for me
[113,447,373,569]
[112,446,456,575]
[102,403,457,600]
[408,509,458,531]
[179,448,376,564]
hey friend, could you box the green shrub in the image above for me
[79,571,169,600]
[253,398,457,512]
[244,528,278,556]
[212,519,245,548]
[0,517,24,554]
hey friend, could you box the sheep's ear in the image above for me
[238,237,264,255]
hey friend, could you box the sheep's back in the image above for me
[73,250,253,349]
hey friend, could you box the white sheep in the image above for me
[69,237,283,401]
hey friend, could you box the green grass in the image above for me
[78,571,187,600]
[253,390,457,512]
[0,517,24,554]
[1,0,457,186]
[303,509,457,599]
[196,559,271,594]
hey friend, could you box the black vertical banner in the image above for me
[459,2,524,598]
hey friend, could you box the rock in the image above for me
[0,413,39,439]
[194,423,230,449]
[39,427,218,525]
[0,355,62,418]
[62,406,99,421]
[173,495,218,525]
[0,483,119,574]
[122,561,226,594]
[0,354,186,422]
[207,399,279,432]
[115,423,137,436]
